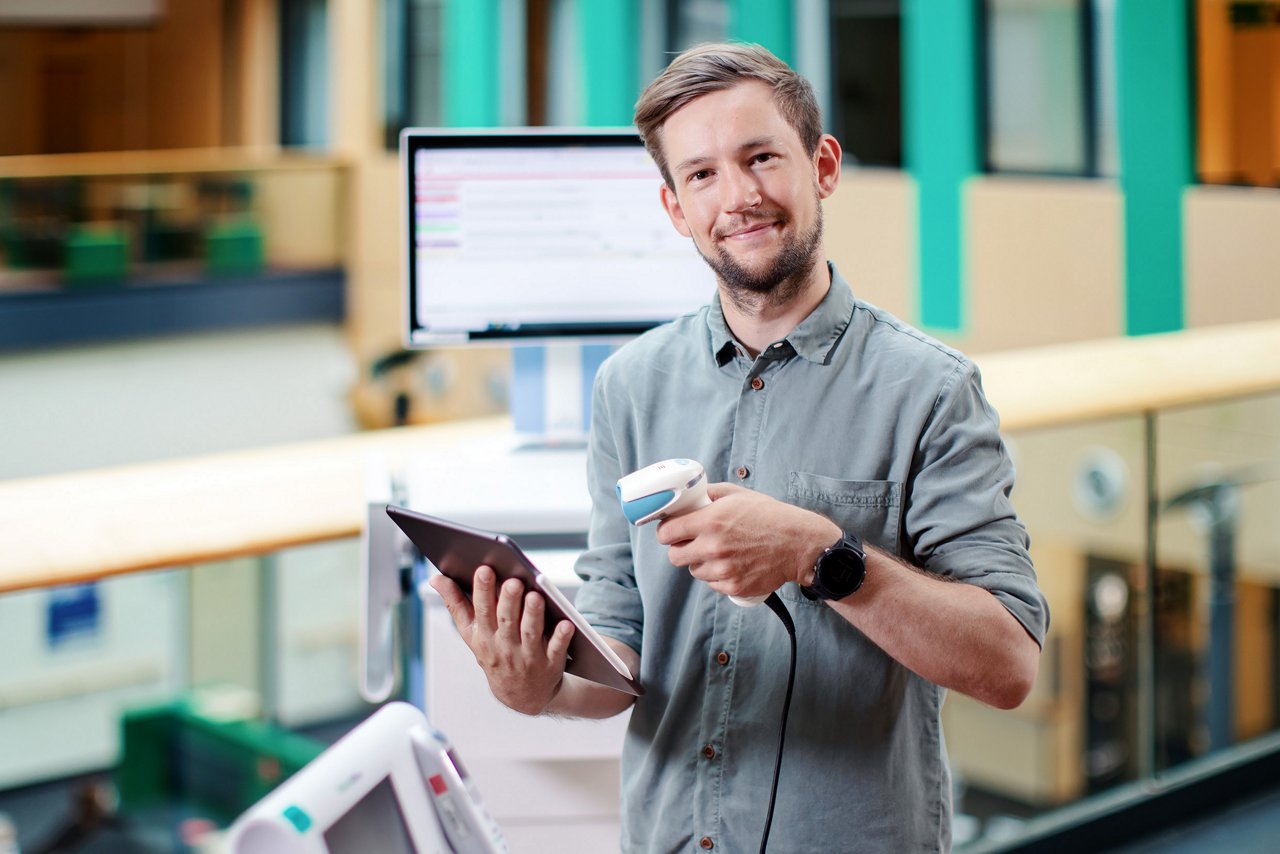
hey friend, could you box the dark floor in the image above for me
[1108,783,1280,853]
[5,738,1280,852]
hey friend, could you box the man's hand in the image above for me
[656,482,841,599]
[429,565,574,715]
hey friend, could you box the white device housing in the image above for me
[226,701,505,854]
[360,456,408,703]
[616,458,710,524]
[617,459,768,606]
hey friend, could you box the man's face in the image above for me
[658,81,836,298]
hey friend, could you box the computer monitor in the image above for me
[400,127,715,348]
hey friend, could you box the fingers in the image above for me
[495,577,525,644]
[706,481,745,500]
[518,592,574,669]
[519,590,545,646]
[433,568,567,715]
[470,565,499,633]
[429,574,474,632]
[545,620,575,665]
[655,516,692,546]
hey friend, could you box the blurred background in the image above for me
[0,1,1278,852]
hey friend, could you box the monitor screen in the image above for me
[402,128,716,347]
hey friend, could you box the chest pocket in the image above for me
[786,471,904,557]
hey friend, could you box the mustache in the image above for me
[713,210,789,240]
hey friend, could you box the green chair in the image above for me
[204,217,265,276]
[63,224,129,286]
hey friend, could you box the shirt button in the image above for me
[702,743,716,760]
[749,376,764,391]
[700,837,715,850]
[716,651,730,666]
[736,466,749,480]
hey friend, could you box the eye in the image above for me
[688,169,712,183]
[752,152,776,165]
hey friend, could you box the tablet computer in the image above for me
[387,505,642,696]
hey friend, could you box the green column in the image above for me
[1117,1,1191,335]
[442,0,501,126]
[903,0,978,333]
[579,0,641,125]
[729,0,793,65]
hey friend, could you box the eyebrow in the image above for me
[671,135,783,177]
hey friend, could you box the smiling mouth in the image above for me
[718,219,780,241]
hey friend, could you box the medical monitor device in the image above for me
[226,701,506,854]
[401,127,715,347]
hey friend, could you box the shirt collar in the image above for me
[707,262,855,366]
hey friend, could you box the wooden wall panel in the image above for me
[147,0,223,150]
[0,0,224,156]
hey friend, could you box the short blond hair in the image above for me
[634,42,823,188]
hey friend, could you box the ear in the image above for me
[660,183,692,238]
[814,133,842,200]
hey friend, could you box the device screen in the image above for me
[444,748,469,781]
[322,777,416,854]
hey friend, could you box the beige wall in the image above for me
[965,176,1125,352]
[1185,185,1280,328]
[824,168,915,323]
[826,172,1130,355]
[256,165,346,268]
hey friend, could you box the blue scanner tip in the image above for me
[620,490,676,524]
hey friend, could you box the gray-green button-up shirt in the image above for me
[575,263,1048,853]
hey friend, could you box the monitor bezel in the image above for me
[400,126,687,349]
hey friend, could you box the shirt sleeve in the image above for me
[905,361,1051,647]
[572,357,645,655]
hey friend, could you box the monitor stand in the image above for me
[509,342,613,450]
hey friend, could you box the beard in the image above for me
[695,200,824,311]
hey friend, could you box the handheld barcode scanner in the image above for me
[617,459,769,607]
[617,459,794,852]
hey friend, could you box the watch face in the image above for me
[819,544,865,597]
[827,553,861,586]
[829,555,860,588]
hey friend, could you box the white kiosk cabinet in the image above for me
[407,439,628,853]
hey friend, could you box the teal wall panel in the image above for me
[729,0,793,65]
[442,0,501,127]
[579,0,641,126]
[1116,1,1192,335]
[904,0,979,333]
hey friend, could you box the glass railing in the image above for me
[952,390,1280,849]
[0,539,372,850]
[1,333,1279,850]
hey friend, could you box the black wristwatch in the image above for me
[801,532,866,601]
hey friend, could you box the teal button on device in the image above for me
[283,805,312,833]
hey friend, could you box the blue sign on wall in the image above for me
[46,583,102,647]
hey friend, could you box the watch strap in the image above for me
[801,532,866,601]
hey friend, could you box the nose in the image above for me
[721,165,761,213]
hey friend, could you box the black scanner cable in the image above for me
[757,591,797,854]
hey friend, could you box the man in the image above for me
[432,43,1048,852]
